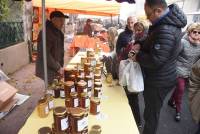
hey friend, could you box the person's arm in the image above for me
[136,29,176,70]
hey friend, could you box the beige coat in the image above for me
[189,59,200,123]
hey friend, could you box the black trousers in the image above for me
[195,123,200,134]
[124,86,141,126]
[143,86,172,134]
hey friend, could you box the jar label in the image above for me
[45,106,49,114]
[74,98,79,107]
[88,80,92,88]
[77,117,88,132]
[48,100,54,109]
[91,60,96,66]
[60,90,65,98]
[88,91,92,98]
[81,72,84,77]
[52,90,55,97]
[47,90,54,96]
[85,98,90,107]
[61,117,69,131]
[97,105,100,113]
[71,87,75,92]
[83,88,87,93]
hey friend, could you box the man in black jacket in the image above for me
[132,0,187,134]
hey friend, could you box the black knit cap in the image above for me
[50,11,69,19]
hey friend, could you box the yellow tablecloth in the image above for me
[19,52,139,134]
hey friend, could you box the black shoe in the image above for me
[168,100,176,109]
[175,112,181,122]
[137,123,142,128]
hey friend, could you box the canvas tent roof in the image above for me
[33,0,121,16]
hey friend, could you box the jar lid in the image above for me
[94,82,102,86]
[94,79,101,82]
[38,127,52,134]
[94,87,101,91]
[70,107,86,117]
[70,92,78,97]
[94,73,101,77]
[38,97,47,104]
[91,125,101,132]
[79,68,84,71]
[64,67,72,71]
[53,106,67,116]
[77,75,84,79]
[69,74,76,78]
[81,92,88,97]
[85,75,92,79]
[90,97,100,103]
[84,63,91,66]
[77,80,87,86]
[95,67,101,70]
[65,81,74,86]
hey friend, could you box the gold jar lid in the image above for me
[94,79,101,82]
[81,92,88,98]
[95,67,101,70]
[85,75,92,79]
[70,107,86,117]
[38,127,52,134]
[77,75,84,79]
[38,97,47,105]
[79,68,84,72]
[94,87,101,91]
[70,92,78,97]
[77,80,87,87]
[94,82,102,86]
[94,73,101,77]
[96,61,103,67]
[65,81,74,86]
[64,67,72,71]
[84,62,91,66]
[91,125,101,132]
[53,106,67,116]
[90,97,100,103]
[69,74,76,78]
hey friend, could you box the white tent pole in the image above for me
[42,0,48,90]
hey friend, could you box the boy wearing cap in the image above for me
[36,11,68,84]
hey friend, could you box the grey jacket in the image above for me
[177,34,200,78]
[35,20,64,84]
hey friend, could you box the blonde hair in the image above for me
[107,27,118,41]
[187,22,200,33]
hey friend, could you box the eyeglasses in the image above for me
[192,30,200,34]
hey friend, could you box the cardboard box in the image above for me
[0,81,18,109]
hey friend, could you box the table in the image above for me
[69,35,110,53]
[19,52,139,134]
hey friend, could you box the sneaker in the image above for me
[175,112,181,122]
[137,123,142,128]
[168,100,176,109]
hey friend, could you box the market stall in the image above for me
[19,51,139,134]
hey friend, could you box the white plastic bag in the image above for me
[119,60,144,93]
[0,70,9,81]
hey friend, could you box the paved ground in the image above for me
[0,51,199,134]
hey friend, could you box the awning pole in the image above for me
[42,0,48,90]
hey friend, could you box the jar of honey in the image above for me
[80,92,90,110]
[90,125,102,134]
[77,80,87,97]
[64,67,73,81]
[94,88,102,98]
[70,108,88,134]
[94,73,101,80]
[90,97,100,115]
[60,88,65,99]
[65,98,71,108]
[87,57,96,67]
[77,75,85,82]
[85,67,93,78]
[53,106,69,133]
[53,88,60,98]
[38,127,52,134]
[69,74,76,83]
[81,57,87,67]
[70,92,79,108]
[79,68,85,77]
[37,97,49,118]
[84,63,91,73]
[94,79,101,83]
[94,82,102,89]
[64,81,75,98]
[87,50,94,57]
[45,94,54,111]
[95,67,101,74]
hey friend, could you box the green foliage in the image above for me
[0,0,9,21]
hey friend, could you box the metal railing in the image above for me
[0,22,24,49]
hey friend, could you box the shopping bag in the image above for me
[119,59,131,86]
[127,62,144,93]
